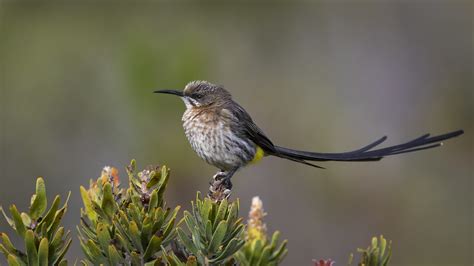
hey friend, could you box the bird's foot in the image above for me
[208,174,232,202]
[213,171,227,181]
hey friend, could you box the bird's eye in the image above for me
[193,93,203,99]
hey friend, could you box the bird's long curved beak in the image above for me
[153,90,184,97]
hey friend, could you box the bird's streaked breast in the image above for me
[182,107,256,170]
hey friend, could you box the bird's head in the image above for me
[154,80,232,108]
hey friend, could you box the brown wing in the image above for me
[223,101,276,153]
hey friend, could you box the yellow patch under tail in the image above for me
[250,146,265,164]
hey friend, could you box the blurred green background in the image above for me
[0,2,472,265]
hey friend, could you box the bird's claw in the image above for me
[208,174,232,202]
[213,171,227,180]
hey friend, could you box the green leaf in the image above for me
[214,200,228,227]
[49,228,66,263]
[157,166,170,197]
[29,178,47,220]
[96,223,112,252]
[46,207,66,239]
[209,221,228,254]
[7,254,22,266]
[80,186,97,222]
[0,233,18,256]
[25,230,38,266]
[126,202,140,226]
[381,239,392,266]
[49,227,65,251]
[129,221,144,253]
[90,201,110,224]
[191,228,205,252]
[225,202,238,224]
[20,213,31,228]
[151,208,165,234]
[129,159,137,173]
[146,170,159,189]
[142,222,154,248]
[86,239,107,263]
[0,206,14,227]
[201,199,212,226]
[148,190,159,213]
[269,231,281,250]
[101,183,116,219]
[116,233,131,254]
[78,238,94,262]
[183,211,196,232]
[37,195,60,231]
[9,205,26,239]
[177,228,198,255]
[108,245,122,265]
[0,243,11,259]
[143,235,163,261]
[270,240,288,262]
[162,208,179,242]
[249,240,263,265]
[130,251,141,266]
[257,245,272,265]
[38,238,48,266]
[205,220,213,241]
[210,238,244,263]
[371,236,378,249]
[144,259,160,266]
[379,236,387,264]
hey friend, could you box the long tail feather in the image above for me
[273,130,463,162]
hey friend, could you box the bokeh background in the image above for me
[1,1,472,265]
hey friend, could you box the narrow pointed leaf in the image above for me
[50,227,65,251]
[96,223,111,252]
[0,206,14,227]
[269,231,281,251]
[9,205,26,238]
[101,183,115,219]
[130,251,141,266]
[148,190,158,213]
[80,186,97,222]
[37,195,60,230]
[129,221,143,252]
[257,245,272,265]
[38,238,48,266]
[209,221,228,254]
[143,235,163,261]
[108,245,122,265]
[47,207,66,239]
[86,239,106,263]
[29,178,47,220]
[214,200,228,227]
[7,254,22,266]
[141,222,153,248]
[20,213,31,229]
[177,228,198,255]
[210,238,244,263]
[0,233,18,255]
[0,243,12,258]
[25,230,38,266]
[270,240,288,262]
[205,220,213,241]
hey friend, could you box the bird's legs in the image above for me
[208,169,238,201]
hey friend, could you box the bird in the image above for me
[154,80,464,190]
